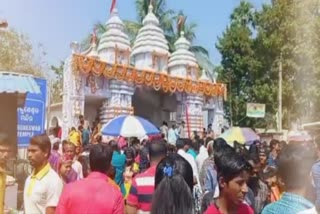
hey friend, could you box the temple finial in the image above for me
[148,0,154,13]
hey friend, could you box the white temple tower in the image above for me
[168,31,203,133]
[97,8,134,124]
[131,4,169,72]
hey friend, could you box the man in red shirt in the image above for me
[56,144,124,214]
[126,140,167,214]
[204,146,254,214]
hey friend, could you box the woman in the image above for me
[151,154,194,214]
[58,154,73,184]
[120,147,139,199]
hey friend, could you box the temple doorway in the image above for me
[84,96,105,127]
[133,87,178,127]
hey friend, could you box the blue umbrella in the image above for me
[101,115,160,138]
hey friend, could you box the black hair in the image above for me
[110,140,119,152]
[215,146,252,183]
[149,140,167,162]
[201,191,214,214]
[176,138,185,150]
[30,134,51,157]
[152,154,194,214]
[269,139,279,150]
[124,147,136,166]
[0,133,10,147]
[130,138,140,146]
[192,139,201,152]
[52,141,60,151]
[260,166,277,181]
[278,143,315,190]
[162,121,168,126]
[213,138,227,151]
[205,137,214,147]
[247,156,262,196]
[89,144,113,174]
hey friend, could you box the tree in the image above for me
[255,0,320,127]
[0,28,44,76]
[50,61,64,104]
[217,1,269,128]
[219,0,320,129]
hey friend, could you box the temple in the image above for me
[61,5,226,139]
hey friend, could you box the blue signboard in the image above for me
[17,78,47,146]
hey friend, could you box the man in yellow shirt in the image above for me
[0,134,11,214]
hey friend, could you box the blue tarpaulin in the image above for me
[0,72,41,94]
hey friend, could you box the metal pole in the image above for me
[278,52,283,132]
[229,74,233,127]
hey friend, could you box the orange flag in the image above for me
[110,0,117,13]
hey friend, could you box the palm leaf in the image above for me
[190,46,209,57]
[123,20,143,45]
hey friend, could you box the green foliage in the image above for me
[218,0,320,129]
[50,61,64,104]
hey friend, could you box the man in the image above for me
[160,121,168,141]
[247,157,269,214]
[56,144,124,213]
[0,134,11,214]
[167,124,178,146]
[196,138,209,171]
[24,134,63,214]
[63,142,83,180]
[81,124,90,147]
[177,138,199,185]
[199,138,216,194]
[267,140,280,168]
[204,147,254,214]
[262,143,316,214]
[126,140,167,214]
[259,148,268,173]
[177,121,187,138]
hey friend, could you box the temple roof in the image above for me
[131,5,169,57]
[168,31,198,70]
[98,8,131,53]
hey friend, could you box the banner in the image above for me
[17,78,47,146]
[246,103,265,118]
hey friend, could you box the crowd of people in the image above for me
[0,120,319,214]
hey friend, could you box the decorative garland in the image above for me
[72,54,227,98]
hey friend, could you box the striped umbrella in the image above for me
[219,127,260,145]
[101,115,160,138]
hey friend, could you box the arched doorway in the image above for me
[132,87,178,127]
[50,116,59,127]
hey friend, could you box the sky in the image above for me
[1,0,268,70]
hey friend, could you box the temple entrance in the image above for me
[133,87,178,127]
[84,96,105,127]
